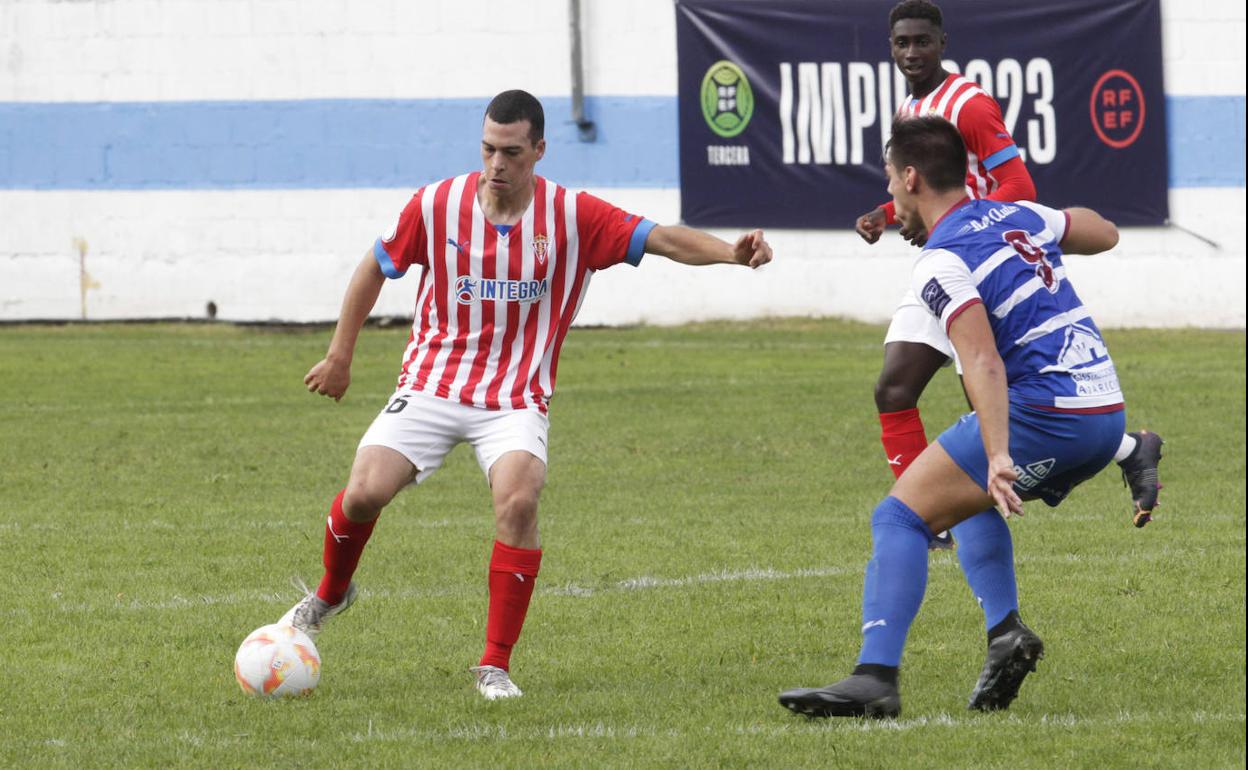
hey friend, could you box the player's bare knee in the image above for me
[493,506,538,549]
[342,482,390,522]
[875,378,921,413]
[498,489,540,519]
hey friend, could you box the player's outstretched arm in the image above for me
[643,225,772,268]
[304,249,387,401]
[947,303,1023,517]
[855,206,888,244]
[1060,207,1119,255]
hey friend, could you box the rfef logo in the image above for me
[701,60,754,138]
[1090,69,1146,149]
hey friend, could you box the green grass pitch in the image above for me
[0,319,1243,769]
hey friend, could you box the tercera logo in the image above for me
[701,60,754,138]
[455,276,549,305]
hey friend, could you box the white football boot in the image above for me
[469,665,523,700]
[280,580,358,638]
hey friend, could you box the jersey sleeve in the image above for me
[912,248,983,333]
[373,190,428,279]
[575,192,658,271]
[957,94,1019,171]
[1015,201,1070,244]
[984,155,1037,203]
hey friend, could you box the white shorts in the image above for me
[883,289,955,362]
[357,390,550,485]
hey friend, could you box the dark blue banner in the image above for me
[676,0,1168,227]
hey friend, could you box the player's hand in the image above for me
[733,229,772,269]
[986,454,1024,518]
[304,357,351,401]
[855,207,887,244]
[899,221,929,247]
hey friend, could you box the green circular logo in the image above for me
[700,60,754,138]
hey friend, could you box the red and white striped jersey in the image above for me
[373,173,655,413]
[898,73,1021,199]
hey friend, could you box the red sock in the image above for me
[315,488,378,604]
[479,540,542,671]
[879,408,929,479]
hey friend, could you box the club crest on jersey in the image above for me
[455,275,550,305]
[532,234,549,266]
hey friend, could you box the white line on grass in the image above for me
[38,710,1246,751]
[735,709,1247,735]
[10,566,851,616]
[334,710,1246,744]
[0,517,488,533]
[348,722,668,743]
[548,566,849,597]
[9,550,1195,617]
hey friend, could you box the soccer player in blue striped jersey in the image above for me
[779,116,1154,719]
[859,0,1161,547]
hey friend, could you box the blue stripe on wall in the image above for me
[0,95,1240,190]
[0,96,678,190]
[1167,96,1246,188]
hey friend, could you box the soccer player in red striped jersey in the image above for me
[279,90,772,700]
[855,0,1038,549]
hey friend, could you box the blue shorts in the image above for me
[937,403,1126,507]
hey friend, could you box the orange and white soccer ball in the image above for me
[233,623,321,698]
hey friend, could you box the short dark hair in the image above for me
[886,116,966,192]
[484,90,545,144]
[889,0,943,31]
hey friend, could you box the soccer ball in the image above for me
[233,623,321,698]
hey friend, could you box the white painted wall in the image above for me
[0,0,677,101]
[0,0,1243,327]
[5,186,1240,328]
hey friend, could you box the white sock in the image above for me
[1113,433,1138,463]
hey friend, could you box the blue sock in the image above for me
[950,509,1019,631]
[857,496,933,667]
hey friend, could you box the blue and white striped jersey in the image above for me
[912,199,1123,412]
